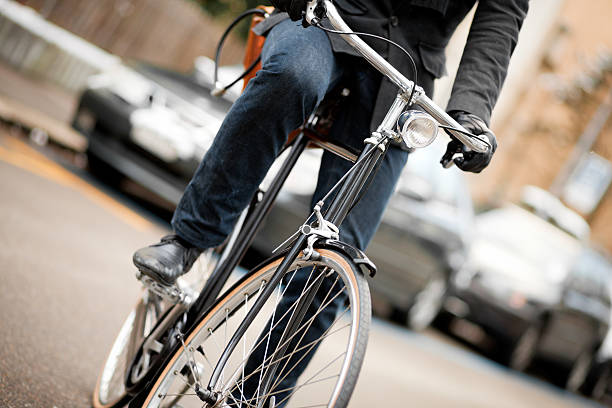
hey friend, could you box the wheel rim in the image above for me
[96,307,137,406]
[96,295,162,406]
[408,275,446,331]
[143,251,367,408]
[592,365,610,400]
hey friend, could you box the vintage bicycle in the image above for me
[92,1,490,407]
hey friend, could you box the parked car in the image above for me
[578,249,612,401]
[73,60,474,331]
[72,59,236,206]
[252,141,475,331]
[442,193,611,391]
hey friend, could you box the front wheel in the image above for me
[142,249,371,408]
[566,350,594,392]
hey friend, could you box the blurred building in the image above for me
[434,0,612,251]
[16,0,246,70]
[471,0,612,251]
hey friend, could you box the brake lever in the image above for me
[440,140,463,169]
[304,0,326,26]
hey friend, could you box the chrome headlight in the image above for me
[396,110,438,149]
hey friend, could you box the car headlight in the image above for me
[396,110,438,149]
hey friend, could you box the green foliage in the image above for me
[196,0,266,17]
[190,0,270,40]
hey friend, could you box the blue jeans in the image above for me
[173,19,409,405]
[172,19,408,251]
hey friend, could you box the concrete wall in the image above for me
[19,0,245,71]
[0,0,120,90]
[470,0,612,251]
[433,0,565,130]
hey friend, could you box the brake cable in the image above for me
[313,23,419,105]
[212,8,269,96]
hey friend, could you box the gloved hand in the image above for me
[270,0,308,21]
[440,111,497,173]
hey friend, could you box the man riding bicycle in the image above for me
[134,0,528,283]
[132,0,528,404]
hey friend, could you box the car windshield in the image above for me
[131,62,232,118]
[571,249,612,293]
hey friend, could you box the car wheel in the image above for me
[589,364,611,400]
[87,151,124,186]
[566,350,594,392]
[432,311,455,333]
[406,272,448,331]
[506,324,541,371]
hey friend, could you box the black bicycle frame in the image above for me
[186,130,310,327]
[204,136,387,395]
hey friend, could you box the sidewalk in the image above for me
[0,61,86,151]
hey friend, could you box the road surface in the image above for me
[0,128,603,408]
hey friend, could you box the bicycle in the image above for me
[93,1,490,407]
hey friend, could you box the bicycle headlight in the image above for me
[396,110,438,149]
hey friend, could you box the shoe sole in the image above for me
[134,263,177,287]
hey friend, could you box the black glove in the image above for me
[440,111,497,173]
[270,0,307,21]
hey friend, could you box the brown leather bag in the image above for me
[240,7,351,151]
[242,6,274,91]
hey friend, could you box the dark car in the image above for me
[251,141,475,330]
[577,250,612,401]
[441,193,611,391]
[72,59,235,206]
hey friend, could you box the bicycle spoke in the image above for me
[226,303,350,396]
[223,307,229,385]
[240,372,340,408]
[196,345,215,371]
[160,392,198,397]
[178,334,203,388]
[255,278,283,403]
[271,276,341,390]
[256,267,327,392]
[172,369,198,393]
[219,267,327,391]
[143,253,368,408]
[226,308,350,401]
[274,353,347,407]
[267,320,348,397]
[238,293,250,406]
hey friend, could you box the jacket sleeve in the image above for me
[445,0,529,125]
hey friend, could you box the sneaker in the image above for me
[133,234,203,286]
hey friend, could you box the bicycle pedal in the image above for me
[137,274,192,305]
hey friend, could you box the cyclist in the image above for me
[133,0,528,403]
[134,0,528,284]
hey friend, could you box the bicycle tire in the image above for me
[93,293,164,408]
[141,248,371,408]
[93,251,218,408]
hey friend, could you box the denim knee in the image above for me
[258,20,338,109]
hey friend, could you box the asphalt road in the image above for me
[0,128,604,408]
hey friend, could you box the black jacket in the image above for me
[256,0,529,129]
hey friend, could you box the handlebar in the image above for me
[305,0,490,154]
